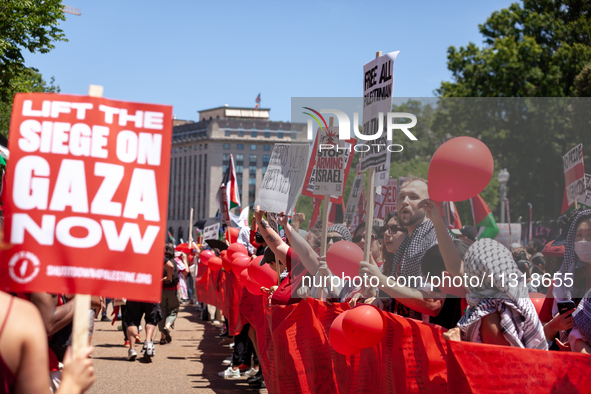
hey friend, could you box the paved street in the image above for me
[87,304,267,394]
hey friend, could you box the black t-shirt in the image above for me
[429,294,462,330]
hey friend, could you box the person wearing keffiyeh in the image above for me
[457,238,548,350]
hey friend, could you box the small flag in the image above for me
[448,201,462,230]
[216,154,241,216]
[255,93,261,110]
[470,194,499,239]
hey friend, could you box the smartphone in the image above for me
[557,300,576,315]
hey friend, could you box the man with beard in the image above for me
[360,176,451,320]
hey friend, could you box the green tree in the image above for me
[0,0,66,101]
[0,67,59,135]
[436,1,591,222]
[438,0,591,98]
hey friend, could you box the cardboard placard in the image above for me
[359,51,399,172]
[202,223,220,241]
[563,143,585,205]
[302,128,356,204]
[344,174,365,226]
[374,178,397,219]
[1,93,172,302]
[312,126,346,196]
[254,143,309,215]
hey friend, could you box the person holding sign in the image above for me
[0,291,96,394]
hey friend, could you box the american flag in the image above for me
[255,93,261,109]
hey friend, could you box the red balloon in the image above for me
[329,311,364,355]
[227,243,248,260]
[245,275,263,295]
[326,241,364,279]
[232,256,251,275]
[529,292,546,316]
[247,257,277,288]
[240,267,249,283]
[222,252,233,272]
[199,250,215,266]
[208,256,223,271]
[226,227,239,244]
[428,136,494,201]
[342,305,386,349]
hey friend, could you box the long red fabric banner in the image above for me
[195,268,591,393]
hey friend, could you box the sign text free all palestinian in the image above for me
[0,93,172,303]
[563,143,585,206]
[359,51,398,173]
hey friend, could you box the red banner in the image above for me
[0,93,172,302]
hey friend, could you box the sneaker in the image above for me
[124,340,130,347]
[162,327,172,343]
[212,320,221,325]
[244,367,260,377]
[222,356,232,366]
[229,343,235,349]
[142,341,155,357]
[127,349,137,361]
[117,325,123,331]
[218,366,240,379]
[100,315,111,322]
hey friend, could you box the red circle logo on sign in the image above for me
[8,251,40,284]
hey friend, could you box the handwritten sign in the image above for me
[0,93,172,302]
[563,143,585,205]
[495,223,522,249]
[202,223,220,241]
[254,143,309,214]
[359,51,399,172]
[374,178,397,219]
[313,126,346,196]
[344,174,365,226]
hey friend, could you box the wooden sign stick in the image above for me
[189,207,194,246]
[72,84,104,358]
[319,117,336,259]
[363,51,381,264]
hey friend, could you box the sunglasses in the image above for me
[383,224,407,234]
[352,234,378,243]
[327,236,343,243]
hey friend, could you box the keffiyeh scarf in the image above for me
[386,220,437,279]
[457,238,547,350]
[573,288,591,345]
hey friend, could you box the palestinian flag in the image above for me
[448,201,462,230]
[470,194,499,239]
[217,154,241,211]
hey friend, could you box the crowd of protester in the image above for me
[2,174,591,392]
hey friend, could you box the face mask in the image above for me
[574,240,591,263]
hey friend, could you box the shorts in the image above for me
[125,301,162,327]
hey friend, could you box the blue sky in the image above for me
[24,0,515,122]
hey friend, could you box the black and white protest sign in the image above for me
[344,174,365,226]
[254,143,309,214]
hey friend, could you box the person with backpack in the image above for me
[159,243,181,345]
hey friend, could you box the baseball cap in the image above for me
[542,240,565,257]
[259,246,276,266]
[451,225,477,242]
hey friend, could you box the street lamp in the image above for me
[498,168,510,223]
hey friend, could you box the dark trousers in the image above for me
[232,323,258,367]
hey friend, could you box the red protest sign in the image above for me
[302,127,356,204]
[0,93,172,302]
[563,143,585,205]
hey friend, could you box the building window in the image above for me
[225,130,231,137]
[250,155,257,164]
[235,154,244,163]
[223,143,230,149]
[223,154,230,173]
[264,144,270,151]
[199,144,202,150]
[249,177,256,185]
[237,144,244,150]
[251,131,257,138]
[238,177,243,187]
[264,132,270,138]
[278,132,284,138]
[250,144,257,151]
[236,165,243,174]
[249,165,256,174]
[238,130,244,137]
[204,144,208,149]
[223,153,230,161]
